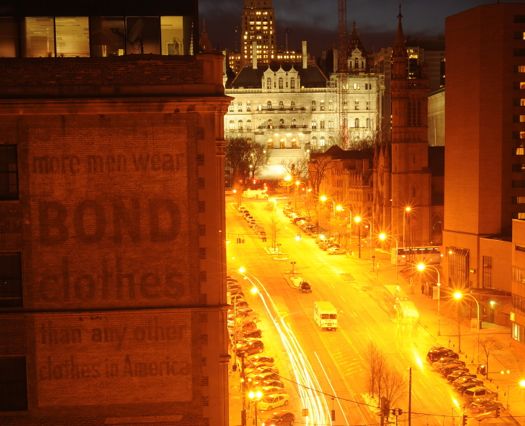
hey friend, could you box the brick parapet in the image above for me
[0,54,225,98]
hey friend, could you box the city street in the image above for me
[227,196,525,426]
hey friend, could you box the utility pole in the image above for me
[241,354,246,426]
[408,367,412,426]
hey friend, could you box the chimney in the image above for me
[252,41,257,69]
[302,40,308,69]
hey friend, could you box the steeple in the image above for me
[391,3,407,79]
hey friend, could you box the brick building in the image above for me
[0,1,231,425]
[444,3,525,339]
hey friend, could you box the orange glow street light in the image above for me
[402,205,412,249]
[354,215,362,258]
[248,389,263,426]
[453,290,481,361]
[417,262,441,335]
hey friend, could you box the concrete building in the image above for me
[444,3,525,339]
[240,0,276,67]
[0,1,230,424]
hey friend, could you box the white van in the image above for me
[314,301,338,330]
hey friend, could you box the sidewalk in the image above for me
[391,264,525,424]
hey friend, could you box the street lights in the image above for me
[354,215,362,258]
[453,290,481,361]
[248,389,263,426]
[416,262,441,335]
[402,205,412,249]
[378,232,400,281]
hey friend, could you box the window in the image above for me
[266,78,272,89]
[0,357,27,411]
[291,118,296,128]
[355,118,360,128]
[279,100,284,110]
[267,119,273,129]
[0,253,22,308]
[519,66,525,73]
[267,101,272,110]
[237,102,243,112]
[55,17,90,57]
[366,118,371,128]
[238,120,243,130]
[246,120,252,130]
[320,120,325,130]
[160,16,185,55]
[328,100,334,111]
[279,118,285,128]
[25,17,55,57]
[320,101,325,111]
[517,146,525,156]
[228,120,235,130]
[0,145,18,200]
[311,100,316,111]
[353,83,360,90]
[126,17,161,54]
[91,17,125,56]
[0,17,18,57]
[482,256,492,289]
[311,120,317,130]
[278,77,283,89]
[290,78,295,89]
[290,101,295,110]
[366,101,370,110]
[246,101,251,111]
[328,120,334,130]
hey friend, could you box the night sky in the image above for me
[200,0,525,55]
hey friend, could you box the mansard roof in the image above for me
[227,61,327,89]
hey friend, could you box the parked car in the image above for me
[439,363,468,376]
[262,411,295,426]
[242,329,262,339]
[455,379,485,393]
[447,370,475,382]
[463,386,497,401]
[427,346,459,362]
[453,376,482,389]
[235,339,264,356]
[300,282,312,293]
[467,398,503,415]
[259,379,285,389]
[327,246,346,255]
[246,355,274,364]
[248,372,281,387]
[258,394,289,411]
[432,358,464,371]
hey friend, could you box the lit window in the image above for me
[25,17,55,57]
[126,17,160,54]
[520,65,525,73]
[520,115,525,122]
[517,196,525,204]
[521,82,525,89]
[517,146,525,156]
[161,16,185,55]
[521,132,525,139]
[521,99,525,106]
[0,17,17,57]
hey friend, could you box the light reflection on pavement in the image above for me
[242,272,332,426]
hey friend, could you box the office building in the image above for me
[0,0,230,424]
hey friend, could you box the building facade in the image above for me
[0,1,230,424]
[444,3,525,340]
[224,42,384,179]
[240,0,276,66]
[374,12,432,250]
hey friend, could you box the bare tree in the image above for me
[308,155,334,199]
[225,138,268,187]
[479,337,502,379]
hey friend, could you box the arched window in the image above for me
[355,58,359,69]
[291,138,298,148]
[355,118,360,128]
[320,100,325,111]
[279,118,285,128]
[238,120,243,130]
[279,100,284,110]
[267,101,272,110]
[311,100,317,111]
[319,137,326,147]
[311,136,318,147]
[229,120,235,130]
[290,101,295,110]
[246,120,252,130]
[311,120,317,130]
[290,78,296,89]
[291,118,297,128]
[266,78,272,89]
[267,119,273,129]
[278,77,283,89]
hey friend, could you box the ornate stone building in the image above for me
[224,40,384,179]
[0,1,230,425]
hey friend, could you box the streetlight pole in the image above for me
[248,390,262,426]
[453,291,481,361]
[416,263,441,336]
[402,206,411,249]
[354,215,362,258]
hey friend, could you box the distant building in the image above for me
[240,0,276,66]
[374,10,433,249]
[224,40,384,180]
[444,3,525,338]
[428,88,445,147]
[0,1,230,424]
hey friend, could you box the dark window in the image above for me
[514,15,525,23]
[0,145,18,200]
[0,357,27,411]
[0,253,22,308]
[126,17,161,55]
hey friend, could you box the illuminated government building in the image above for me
[0,1,230,425]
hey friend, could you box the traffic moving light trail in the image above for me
[242,272,332,425]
